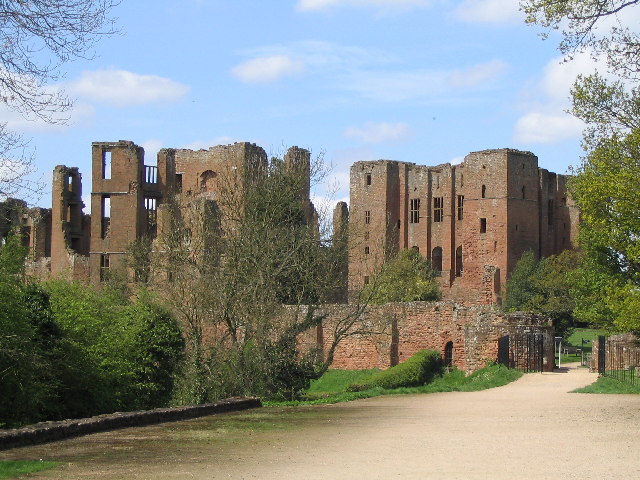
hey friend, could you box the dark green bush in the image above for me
[348,349,443,391]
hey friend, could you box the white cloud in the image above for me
[514,112,584,144]
[453,0,524,25]
[346,59,507,101]
[450,156,464,165]
[69,68,190,106]
[0,99,95,132]
[448,60,508,88]
[344,121,415,144]
[513,52,600,144]
[231,55,306,84]
[296,0,430,13]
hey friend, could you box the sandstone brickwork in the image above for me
[346,149,579,305]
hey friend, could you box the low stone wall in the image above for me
[0,397,261,451]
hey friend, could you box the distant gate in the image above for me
[497,333,544,372]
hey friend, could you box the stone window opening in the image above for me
[410,198,420,223]
[200,170,217,192]
[433,197,444,222]
[175,173,183,193]
[364,275,370,285]
[364,246,370,255]
[102,151,112,180]
[460,172,464,187]
[412,245,419,252]
[457,195,464,220]
[365,173,372,186]
[431,246,442,273]
[481,185,486,198]
[480,218,487,233]
[144,197,157,238]
[455,246,463,277]
[100,254,110,282]
[397,219,401,229]
[101,195,111,239]
[365,210,371,224]
[444,341,453,368]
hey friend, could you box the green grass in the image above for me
[0,460,60,479]
[265,363,523,407]
[557,327,605,365]
[573,375,640,394]
[306,369,379,395]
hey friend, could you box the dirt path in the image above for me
[3,366,640,479]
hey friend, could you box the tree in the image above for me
[0,0,118,200]
[568,130,640,331]
[505,249,581,337]
[362,248,440,305]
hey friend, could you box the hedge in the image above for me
[348,349,443,391]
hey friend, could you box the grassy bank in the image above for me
[573,376,640,394]
[266,363,523,407]
[0,461,60,479]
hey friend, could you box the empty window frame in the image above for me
[365,210,371,224]
[101,195,111,239]
[410,198,420,224]
[457,195,464,220]
[365,173,372,186]
[144,197,158,238]
[364,246,370,255]
[480,218,487,233]
[175,173,183,193]
[433,197,444,222]
[102,151,112,180]
[432,246,443,273]
[100,254,110,282]
[481,185,486,198]
[455,245,463,277]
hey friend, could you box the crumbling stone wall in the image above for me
[297,301,553,373]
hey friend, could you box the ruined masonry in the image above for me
[0,142,575,372]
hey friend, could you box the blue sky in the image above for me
[3,0,604,211]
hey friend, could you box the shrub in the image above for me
[348,349,443,391]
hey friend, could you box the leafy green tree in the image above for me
[363,248,440,305]
[505,250,581,337]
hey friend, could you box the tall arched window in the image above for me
[455,245,463,277]
[432,246,443,273]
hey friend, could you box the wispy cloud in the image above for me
[448,60,508,88]
[453,0,524,25]
[231,55,306,84]
[296,0,430,14]
[69,68,190,106]
[344,121,415,144]
[513,52,599,144]
[180,137,236,150]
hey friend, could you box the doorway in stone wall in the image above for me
[444,341,453,369]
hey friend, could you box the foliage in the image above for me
[348,349,443,391]
[573,375,640,394]
[267,363,522,406]
[306,368,380,395]
[505,249,581,336]
[160,154,353,404]
[362,249,440,304]
[568,130,640,332]
[0,0,118,200]
[0,461,60,479]
[521,0,640,81]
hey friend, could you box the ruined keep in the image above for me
[1,143,575,373]
[346,148,579,305]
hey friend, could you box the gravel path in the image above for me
[3,365,639,479]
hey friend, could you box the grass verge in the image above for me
[0,460,60,479]
[573,376,640,394]
[266,363,522,407]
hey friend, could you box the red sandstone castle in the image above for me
[1,142,578,306]
[0,141,577,372]
[343,148,580,305]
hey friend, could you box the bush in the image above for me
[348,349,443,391]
